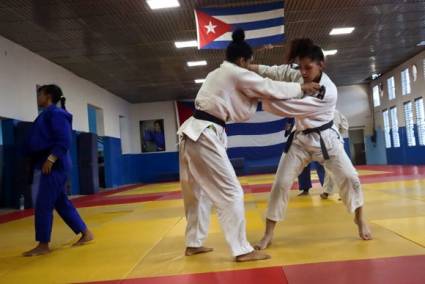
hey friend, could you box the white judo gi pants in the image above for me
[322,173,335,194]
[322,138,348,195]
[179,127,254,257]
[267,129,364,221]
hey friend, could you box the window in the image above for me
[415,98,425,146]
[387,77,396,100]
[390,107,400,147]
[372,85,380,107]
[401,68,411,96]
[383,110,392,148]
[404,102,416,146]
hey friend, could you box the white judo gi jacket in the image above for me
[257,64,364,221]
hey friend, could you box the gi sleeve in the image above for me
[258,64,303,83]
[236,69,303,100]
[263,84,337,118]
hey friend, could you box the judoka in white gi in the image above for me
[177,30,321,262]
[249,39,372,250]
[320,109,349,199]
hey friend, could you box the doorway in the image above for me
[87,104,105,188]
[349,128,367,165]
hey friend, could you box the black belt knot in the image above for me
[284,121,334,160]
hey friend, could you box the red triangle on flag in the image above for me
[195,10,232,49]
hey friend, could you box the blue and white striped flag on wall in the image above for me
[195,1,285,49]
[176,101,291,160]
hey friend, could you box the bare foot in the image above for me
[185,247,214,256]
[320,192,329,199]
[254,235,273,250]
[73,229,94,247]
[354,218,373,240]
[22,243,50,257]
[298,190,310,196]
[236,250,271,262]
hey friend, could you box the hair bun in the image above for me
[287,38,317,63]
[232,29,245,43]
[292,38,314,51]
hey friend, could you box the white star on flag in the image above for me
[204,21,217,34]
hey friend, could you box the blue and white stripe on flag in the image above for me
[226,107,291,160]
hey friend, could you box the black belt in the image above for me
[193,110,226,128]
[284,131,295,153]
[284,121,334,160]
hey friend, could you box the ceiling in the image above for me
[0,0,424,103]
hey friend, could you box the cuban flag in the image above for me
[175,100,292,162]
[195,1,285,49]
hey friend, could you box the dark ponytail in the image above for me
[226,29,253,63]
[287,38,324,64]
[37,84,66,110]
[60,96,66,110]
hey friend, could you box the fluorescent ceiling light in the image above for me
[330,27,355,35]
[187,60,207,67]
[147,0,180,10]
[323,49,338,56]
[417,40,425,46]
[175,40,198,48]
[194,79,206,84]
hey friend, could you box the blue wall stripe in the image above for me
[386,128,406,164]
[103,136,123,188]
[385,126,425,165]
[121,152,180,184]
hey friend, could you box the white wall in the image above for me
[129,101,178,153]
[0,35,132,153]
[336,84,372,134]
[370,50,425,129]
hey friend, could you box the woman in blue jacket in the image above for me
[23,85,93,256]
